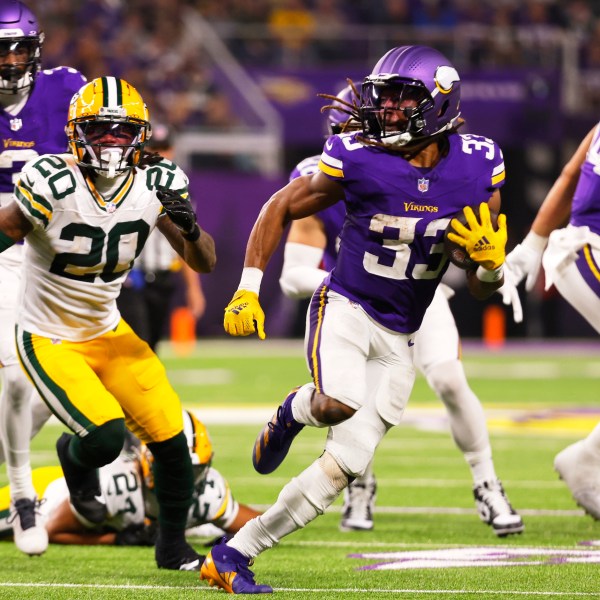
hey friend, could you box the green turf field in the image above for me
[1,339,599,599]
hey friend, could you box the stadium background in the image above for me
[27,0,600,340]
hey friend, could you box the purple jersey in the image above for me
[0,67,86,196]
[570,124,600,235]
[289,154,346,272]
[317,131,505,333]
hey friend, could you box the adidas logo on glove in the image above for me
[473,236,495,252]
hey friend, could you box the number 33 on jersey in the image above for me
[318,131,505,333]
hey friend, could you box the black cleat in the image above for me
[155,532,204,571]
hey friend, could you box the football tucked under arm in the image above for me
[444,203,507,271]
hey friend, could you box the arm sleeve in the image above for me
[279,242,328,299]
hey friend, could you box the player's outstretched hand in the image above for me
[224,290,266,340]
[505,231,548,292]
[447,202,507,270]
[156,188,197,236]
[496,263,523,323]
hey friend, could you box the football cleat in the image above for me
[155,532,204,571]
[56,432,108,527]
[200,541,273,594]
[252,387,304,475]
[554,440,600,519]
[8,497,48,556]
[340,475,377,532]
[473,479,524,537]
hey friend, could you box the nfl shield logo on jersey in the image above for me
[417,178,429,193]
[10,118,22,131]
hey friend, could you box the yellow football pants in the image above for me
[16,319,183,443]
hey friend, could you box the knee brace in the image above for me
[325,407,388,477]
[70,418,126,469]
[317,451,349,493]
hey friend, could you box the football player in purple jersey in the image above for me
[279,84,523,538]
[203,45,510,594]
[505,125,600,519]
[0,0,86,556]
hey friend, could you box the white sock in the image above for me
[426,360,496,485]
[290,383,326,427]
[7,463,35,501]
[0,365,36,498]
[229,457,344,558]
[464,447,497,485]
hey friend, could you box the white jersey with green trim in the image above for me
[13,153,189,341]
[0,456,238,536]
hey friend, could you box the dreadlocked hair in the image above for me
[317,78,361,133]
[356,117,466,160]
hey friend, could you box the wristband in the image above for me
[182,224,200,242]
[476,265,504,282]
[523,230,548,252]
[238,267,263,295]
[0,230,16,252]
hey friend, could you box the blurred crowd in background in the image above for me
[24,0,600,133]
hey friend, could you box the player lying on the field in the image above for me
[0,410,260,547]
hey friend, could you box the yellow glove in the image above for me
[446,202,507,270]
[224,289,266,340]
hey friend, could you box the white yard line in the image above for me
[0,582,597,596]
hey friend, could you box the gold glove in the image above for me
[447,203,507,270]
[223,290,266,340]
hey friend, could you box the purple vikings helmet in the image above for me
[0,0,43,94]
[360,45,461,148]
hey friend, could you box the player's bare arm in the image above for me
[530,126,594,237]
[45,499,117,545]
[0,202,32,245]
[157,214,216,274]
[245,171,343,271]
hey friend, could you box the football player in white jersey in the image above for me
[504,125,600,519]
[0,76,216,571]
[0,411,261,547]
[279,85,523,537]
[0,0,87,557]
